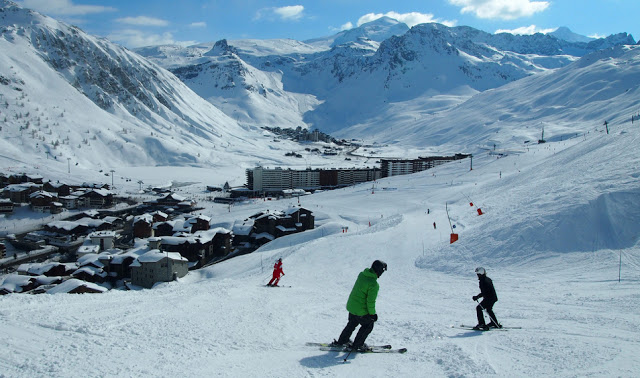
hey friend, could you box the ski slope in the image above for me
[0,116,639,377]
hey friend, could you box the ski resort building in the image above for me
[380,154,471,177]
[246,166,381,194]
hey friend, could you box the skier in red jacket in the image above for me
[267,258,284,286]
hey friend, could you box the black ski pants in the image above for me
[337,312,374,348]
[476,300,498,325]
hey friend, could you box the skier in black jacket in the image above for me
[472,267,501,330]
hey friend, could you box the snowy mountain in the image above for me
[0,0,316,179]
[550,26,594,43]
[338,44,640,150]
[140,21,635,135]
[0,0,638,179]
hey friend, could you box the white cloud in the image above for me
[255,5,304,21]
[19,0,116,15]
[274,5,304,20]
[449,0,549,20]
[340,22,354,31]
[495,25,555,35]
[116,16,169,27]
[189,22,207,29]
[355,11,456,28]
[107,29,196,48]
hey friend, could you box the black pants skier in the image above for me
[476,300,498,326]
[337,313,374,349]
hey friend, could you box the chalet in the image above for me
[51,202,64,214]
[82,182,110,190]
[150,192,195,209]
[44,217,112,236]
[3,182,41,203]
[133,214,154,238]
[13,174,44,185]
[232,218,254,247]
[284,207,315,232]
[47,278,107,294]
[88,231,117,251]
[0,275,38,294]
[78,189,113,208]
[185,214,211,233]
[107,253,138,280]
[160,228,232,268]
[29,191,58,212]
[59,195,80,209]
[17,262,74,277]
[0,198,13,213]
[71,266,107,283]
[130,250,189,289]
[77,253,106,270]
[153,219,191,237]
[43,182,71,196]
[151,211,168,222]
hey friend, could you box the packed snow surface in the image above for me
[1,118,639,377]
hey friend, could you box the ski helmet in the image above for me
[475,267,486,275]
[371,260,387,277]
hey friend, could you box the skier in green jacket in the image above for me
[331,260,387,352]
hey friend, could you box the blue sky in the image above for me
[17,0,640,48]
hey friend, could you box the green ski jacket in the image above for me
[346,268,379,316]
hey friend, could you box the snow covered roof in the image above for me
[186,214,211,223]
[47,217,108,231]
[47,279,107,294]
[160,228,230,246]
[153,219,190,233]
[276,225,297,232]
[151,210,168,218]
[89,230,117,238]
[252,232,275,241]
[72,266,107,278]
[29,190,56,199]
[20,262,63,276]
[4,183,40,192]
[133,214,153,224]
[131,249,187,266]
[78,245,101,255]
[233,219,254,235]
[0,274,35,293]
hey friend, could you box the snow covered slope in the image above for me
[0,0,316,175]
[0,98,638,376]
[339,44,640,151]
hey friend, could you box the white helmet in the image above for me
[475,267,486,275]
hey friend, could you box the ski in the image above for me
[452,324,521,331]
[318,346,407,354]
[263,284,291,288]
[306,342,391,349]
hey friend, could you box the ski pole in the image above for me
[343,347,354,362]
[476,299,499,326]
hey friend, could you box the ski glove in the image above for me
[472,295,479,301]
[369,314,378,322]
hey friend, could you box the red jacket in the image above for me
[272,261,284,277]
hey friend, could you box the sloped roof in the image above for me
[47,279,107,294]
[131,249,187,265]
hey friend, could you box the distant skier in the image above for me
[472,267,501,330]
[433,222,436,229]
[330,260,387,352]
[267,258,284,287]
